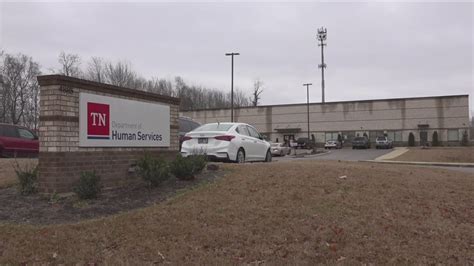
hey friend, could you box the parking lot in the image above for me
[274,147,394,162]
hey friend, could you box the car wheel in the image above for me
[235,148,245,164]
[265,150,272,162]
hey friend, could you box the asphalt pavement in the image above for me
[274,147,393,162]
[272,147,474,174]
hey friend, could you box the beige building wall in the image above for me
[181,95,470,146]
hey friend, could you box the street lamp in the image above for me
[225,52,240,122]
[317,27,327,103]
[303,83,313,141]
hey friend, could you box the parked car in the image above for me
[180,122,271,163]
[0,123,39,158]
[178,116,201,150]
[270,142,291,156]
[375,136,393,149]
[352,136,371,149]
[324,139,342,149]
[296,137,312,149]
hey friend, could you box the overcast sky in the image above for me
[1,1,472,114]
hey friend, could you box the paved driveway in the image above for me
[274,148,393,162]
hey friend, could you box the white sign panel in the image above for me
[79,93,170,147]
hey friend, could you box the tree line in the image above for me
[0,51,264,130]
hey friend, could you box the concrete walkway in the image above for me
[369,147,474,168]
[374,147,409,161]
[362,159,474,168]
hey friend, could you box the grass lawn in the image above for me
[392,147,474,163]
[0,160,473,264]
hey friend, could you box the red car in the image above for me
[0,123,39,158]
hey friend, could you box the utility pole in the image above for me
[303,83,312,140]
[225,52,240,122]
[317,27,327,103]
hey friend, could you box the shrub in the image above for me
[73,171,102,200]
[137,154,171,188]
[408,132,415,147]
[14,162,38,195]
[190,155,207,174]
[461,131,469,146]
[432,131,439,146]
[170,155,197,180]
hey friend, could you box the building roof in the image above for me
[182,94,469,112]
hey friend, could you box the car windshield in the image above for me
[327,140,336,143]
[271,143,281,147]
[376,137,386,141]
[193,123,233,132]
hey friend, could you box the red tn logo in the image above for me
[87,102,110,139]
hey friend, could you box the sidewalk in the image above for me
[361,160,474,168]
[374,147,408,161]
[368,148,474,168]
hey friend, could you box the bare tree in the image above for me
[0,53,41,126]
[57,51,81,77]
[103,60,136,88]
[86,56,104,82]
[231,89,251,108]
[251,79,264,106]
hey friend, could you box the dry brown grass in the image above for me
[0,161,473,264]
[393,147,474,163]
[0,158,38,188]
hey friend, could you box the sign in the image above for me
[79,93,170,147]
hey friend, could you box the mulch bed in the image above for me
[0,168,225,225]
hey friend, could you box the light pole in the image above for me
[225,52,240,122]
[303,83,312,141]
[317,27,327,103]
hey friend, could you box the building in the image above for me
[181,94,470,146]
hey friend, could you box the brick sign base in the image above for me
[37,75,180,194]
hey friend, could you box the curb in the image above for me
[360,160,474,168]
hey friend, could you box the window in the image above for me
[387,131,402,142]
[387,132,395,141]
[0,125,18,138]
[18,128,35,140]
[394,131,402,142]
[247,126,261,139]
[448,129,459,141]
[325,132,339,141]
[237,125,250,136]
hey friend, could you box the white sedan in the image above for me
[180,122,272,163]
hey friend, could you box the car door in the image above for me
[16,127,39,156]
[0,125,21,157]
[246,125,267,160]
[236,125,254,160]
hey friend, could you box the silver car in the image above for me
[324,140,342,149]
[270,143,291,156]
